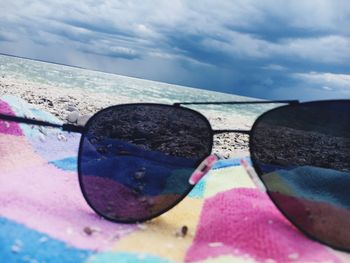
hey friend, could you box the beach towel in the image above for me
[0,95,349,263]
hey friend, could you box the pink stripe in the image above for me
[185,188,340,263]
[0,100,23,136]
[0,135,46,173]
[0,143,136,250]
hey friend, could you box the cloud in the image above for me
[279,35,350,64]
[0,0,350,100]
[262,64,287,71]
[0,32,17,42]
[80,43,141,59]
[294,72,350,90]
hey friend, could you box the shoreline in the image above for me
[0,76,250,158]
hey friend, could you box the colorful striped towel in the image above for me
[0,96,349,263]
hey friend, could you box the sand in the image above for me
[0,75,249,158]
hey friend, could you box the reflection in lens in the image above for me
[250,101,350,251]
[78,104,212,222]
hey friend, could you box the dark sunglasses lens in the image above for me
[78,104,212,222]
[251,101,350,250]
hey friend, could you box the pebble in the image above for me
[136,223,148,230]
[146,197,155,206]
[208,242,223,247]
[66,227,73,235]
[83,226,93,236]
[137,254,146,260]
[39,236,49,243]
[11,240,23,253]
[288,253,299,260]
[77,115,90,126]
[57,133,67,141]
[39,133,46,142]
[66,105,77,112]
[134,171,145,180]
[175,225,188,237]
[83,226,101,236]
[214,140,222,146]
[11,244,21,253]
[58,97,69,103]
[67,111,80,123]
[165,243,175,248]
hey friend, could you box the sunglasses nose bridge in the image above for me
[189,155,218,185]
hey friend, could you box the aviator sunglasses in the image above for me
[0,99,349,252]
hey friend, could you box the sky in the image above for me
[1,0,349,101]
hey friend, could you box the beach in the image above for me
[0,75,250,158]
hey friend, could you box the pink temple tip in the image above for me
[189,155,218,185]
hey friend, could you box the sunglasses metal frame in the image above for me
[77,102,214,223]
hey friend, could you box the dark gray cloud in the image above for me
[0,0,349,100]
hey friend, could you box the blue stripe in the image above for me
[50,157,77,171]
[212,157,251,169]
[89,252,170,263]
[0,217,92,263]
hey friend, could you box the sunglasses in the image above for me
[0,99,349,252]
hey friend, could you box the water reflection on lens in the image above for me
[251,101,350,250]
[79,104,212,222]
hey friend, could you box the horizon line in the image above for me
[0,52,256,99]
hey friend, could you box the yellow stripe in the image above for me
[113,198,203,262]
[204,166,256,198]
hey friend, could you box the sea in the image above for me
[0,54,281,128]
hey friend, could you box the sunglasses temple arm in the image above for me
[0,113,84,133]
[173,100,299,106]
[240,159,267,192]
